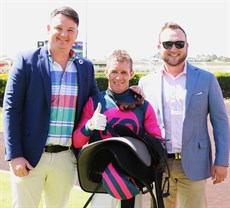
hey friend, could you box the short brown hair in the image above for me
[159,22,187,42]
[50,6,79,26]
[106,49,133,71]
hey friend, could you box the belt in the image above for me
[168,153,181,160]
[44,145,71,153]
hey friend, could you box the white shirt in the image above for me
[162,65,187,153]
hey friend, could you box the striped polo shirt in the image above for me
[46,49,78,147]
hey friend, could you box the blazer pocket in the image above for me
[190,91,208,111]
[194,92,203,96]
[198,139,210,149]
[192,91,207,98]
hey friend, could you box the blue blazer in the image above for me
[3,45,99,167]
[139,62,230,180]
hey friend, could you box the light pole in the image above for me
[84,2,88,58]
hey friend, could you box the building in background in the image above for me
[72,41,83,57]
[0,58,13,74]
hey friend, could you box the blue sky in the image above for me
[1,0,229,60]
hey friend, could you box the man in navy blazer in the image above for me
[139,22,230,208]
[3,6,98,208]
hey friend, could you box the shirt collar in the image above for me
[161,61,187,78]
[47,49,77,63]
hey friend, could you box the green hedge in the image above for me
[0,72,229,107]
[96,72,230,98]
[213,72,230,98]
[95,72,148,91]
[0,78,7,107]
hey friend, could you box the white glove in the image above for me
[87,103,107,131]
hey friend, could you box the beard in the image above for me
[162,52,187,67]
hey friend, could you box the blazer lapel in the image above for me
[38,46,51,109]
[185,64,199,113]
[155,71,164,120]
[74,56,85,117]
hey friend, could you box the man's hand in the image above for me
[10,157,33,177]
[87,103,107,131]
[129,86,145,98]
[211,165,228,184]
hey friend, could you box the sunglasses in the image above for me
[107,89,144,112]
[161,41,185,49]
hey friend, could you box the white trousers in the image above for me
[90,193,142,208]
[10,150,78,208]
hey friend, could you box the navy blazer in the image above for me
[3,45,99,167]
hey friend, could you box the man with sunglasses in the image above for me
[73,49,162,208]
[138,22,230,208]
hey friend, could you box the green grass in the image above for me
[0,171,11,207]
[0,171,90,208]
